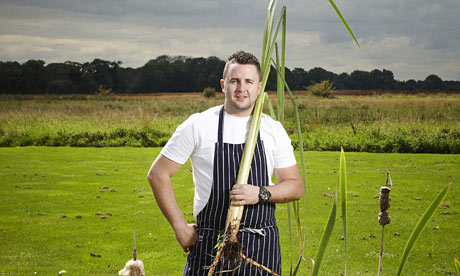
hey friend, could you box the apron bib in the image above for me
[183,106,281,276]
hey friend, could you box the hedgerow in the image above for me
[291,126,460,153]
[1,125,459,153]
[0,128,170,148]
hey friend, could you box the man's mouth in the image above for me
[235,94,248,100]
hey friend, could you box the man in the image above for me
[147,51,302,275]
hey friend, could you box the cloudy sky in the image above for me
[1,0,459,81]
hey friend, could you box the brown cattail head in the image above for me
[379,186,391,226]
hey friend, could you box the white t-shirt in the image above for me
[161,105,297,217]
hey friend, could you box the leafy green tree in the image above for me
[207,73,220,90]
[20,60,47,93]
[423,74,444,90]
[382,69,396,90]
[349,70,372,89]
[335,72,350,89]
[47,79,77,94]
[370,69,384,89]
[0,61,22,93]
[404,79,418,90]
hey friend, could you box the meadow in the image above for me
[0,147,458,275]
[0,93,459,153]
[0,92,459,275]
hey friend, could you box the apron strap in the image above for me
[218,105,224,143]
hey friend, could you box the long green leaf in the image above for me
[339,147,348,275]
[454,256,460,275]
[261,0,277,66]
[287,196,294,275]
[272,57,308,248]
[264,92,277,120]
[311,199,337,276]
[276,7,286,125]
[260,6,286,94]
[327,0,360,47]
[261,0,279,76]
[292,250,304,276]
[274,44,304,258]
[397,183,452,275]
[235,0,282,190]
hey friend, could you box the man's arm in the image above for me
[230,164,303,205]
[147,154,198,252]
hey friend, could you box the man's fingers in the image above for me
[231,184,250,194]
[231,200,245,206]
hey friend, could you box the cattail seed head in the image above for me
[379,186,391,226]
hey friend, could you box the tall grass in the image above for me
[1,94,459,153]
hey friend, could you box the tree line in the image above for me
[1,55,459,94]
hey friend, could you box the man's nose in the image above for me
[237,81,247,91]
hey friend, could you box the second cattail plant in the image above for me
[378,171,392,276]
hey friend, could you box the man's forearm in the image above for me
[147,154,198,252]
[148,173,187,231]
[269,164,303,203]
[265,179,302,203]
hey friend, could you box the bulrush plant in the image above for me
[206,0,454,274]
[378,172,392,276]
[208,0,357,275]
[375,171,453,275]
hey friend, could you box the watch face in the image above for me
[260,187,271,202]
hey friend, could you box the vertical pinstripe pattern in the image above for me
[183,106,281,276]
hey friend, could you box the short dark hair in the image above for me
[222,51,261,81]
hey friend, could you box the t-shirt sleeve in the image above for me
[160,115,197,164]
[274,121,297,168]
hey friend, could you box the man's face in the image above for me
[220,63,262,117]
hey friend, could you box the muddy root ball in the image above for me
[222,240,242,265]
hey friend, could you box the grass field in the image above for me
[0,147,459,275]
[1,93,459,152]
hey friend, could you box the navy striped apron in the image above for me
[183,106,281,276]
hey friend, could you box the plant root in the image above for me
[223,240,242,265]
[208,223,240,275]
[208,240,225,276]
[240,253,280,276]
[208,239,243,275]
[208,236,279,276]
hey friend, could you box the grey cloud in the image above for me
[0,0,459,80]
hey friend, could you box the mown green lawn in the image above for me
[0,147,459,275]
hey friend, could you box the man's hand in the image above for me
[174,224,198,253]
[230,184,260,206]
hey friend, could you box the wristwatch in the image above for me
[259,186,271,203]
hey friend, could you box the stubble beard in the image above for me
[226,97,255,116]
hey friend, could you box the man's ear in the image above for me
[220,79,225,93]
[257,81,262,95]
